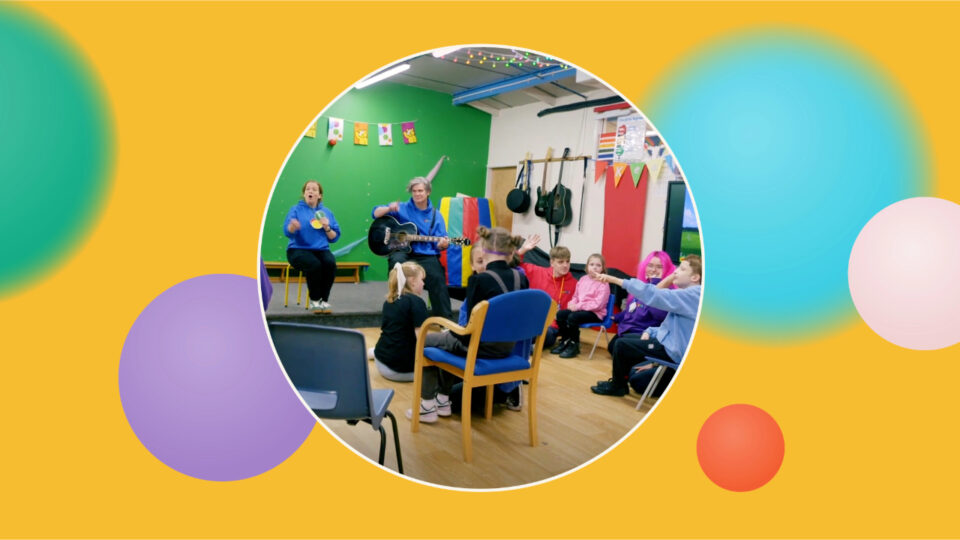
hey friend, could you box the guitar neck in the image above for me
[407,234,452,243]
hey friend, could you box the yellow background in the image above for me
[3,2,959,537]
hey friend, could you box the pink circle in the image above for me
[849,197,960,350]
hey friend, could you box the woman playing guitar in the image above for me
[372,176,453,319]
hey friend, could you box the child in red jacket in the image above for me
[515,233,577,348]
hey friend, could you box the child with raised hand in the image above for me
[590,255,703,397]
[409,226,529,424]
[371,262,429,382]
[552,253,612,358]
[608,251,676,355]
[515,233,577,348]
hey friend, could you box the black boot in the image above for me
[559,339,581,358]
[550,338,570,355]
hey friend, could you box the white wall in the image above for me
[484,92,681,268]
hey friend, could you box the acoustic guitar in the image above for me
[544,147,573,227]
[367,216,470,257]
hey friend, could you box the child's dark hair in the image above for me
[587,253,606,274]
[476,226,524,258]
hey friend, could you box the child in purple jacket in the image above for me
[607,251,675,354]
[552,253,611,358]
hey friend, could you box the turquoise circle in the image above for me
[646,30,928,338]
[0,6,112,296]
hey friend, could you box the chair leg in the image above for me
[461,384,473,463]
[484,385,494,420]
[411,367,422,432]
[636,365,665,411]
[297,271,303,306]
[386,410,403,475]
[377,425,387,465]
[528,380,538,447]
[283,266,290,308]
[588,328,604,360]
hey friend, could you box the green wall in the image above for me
[261,82,491,281]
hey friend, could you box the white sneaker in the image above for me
[436,394,452,417]
[406,399,438,423]
[505,385,522,411]
[313,300,332,314]
[308,299,322,309]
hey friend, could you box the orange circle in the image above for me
[696,404,785,492]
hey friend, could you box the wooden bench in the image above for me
[333,261,370,284]
[263,260,371,308]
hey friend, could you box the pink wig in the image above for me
[637,250,676,284]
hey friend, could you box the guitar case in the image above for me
[506,160,530,213]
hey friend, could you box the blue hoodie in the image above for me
[283,201,341,250]
[371,198,447,256]
[621,279,702,362]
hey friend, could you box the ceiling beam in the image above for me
[521,87,557,106]
[465,101,500,116]
[452,66,575,105]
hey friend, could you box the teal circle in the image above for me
[646,30,929,338]
[0,6,112,296]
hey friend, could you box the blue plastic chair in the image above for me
[411,289,557,462]
[580,285,619,360]
[268,322,402,473]
[633,355,681,411]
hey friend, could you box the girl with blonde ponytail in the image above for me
[372,262,428,382]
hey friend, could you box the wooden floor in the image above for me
[323,327,657,489]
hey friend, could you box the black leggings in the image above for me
[555,309,601,342]
[287,248,336,302]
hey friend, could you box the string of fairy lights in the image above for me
[432,47,572,70]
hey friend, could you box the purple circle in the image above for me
[119,274,315,481]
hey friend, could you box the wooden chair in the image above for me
[410,289,557,462]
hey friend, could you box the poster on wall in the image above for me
[614,114,646,162]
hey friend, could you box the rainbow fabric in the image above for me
[438,196,495,287]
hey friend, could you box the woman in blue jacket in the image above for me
[283,180,341,313]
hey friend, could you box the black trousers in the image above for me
[555,309,602,342]
[287,248,336,302]
[611,334,672,387]
[388,252,452,319]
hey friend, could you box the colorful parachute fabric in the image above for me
[438,196,494,287]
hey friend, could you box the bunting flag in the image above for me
[304,121,317,138]
[354,122,368,145]
[647,157,665,181]
[402,121,417,144]
[378,123,392,146]
[597,131,616,162]
[438,196,493,287]
[594,160,609,183]
[630,163,646,187]
[327,117,343,141]
[613,162,628,187]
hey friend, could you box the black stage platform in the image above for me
[264,280,462,328]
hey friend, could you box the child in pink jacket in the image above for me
[551,253,611,358]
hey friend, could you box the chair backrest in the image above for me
[268,322,374,423]
[479,289,553,342]
[602,285,618,325]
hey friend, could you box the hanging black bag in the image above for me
[506,160,531,213]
